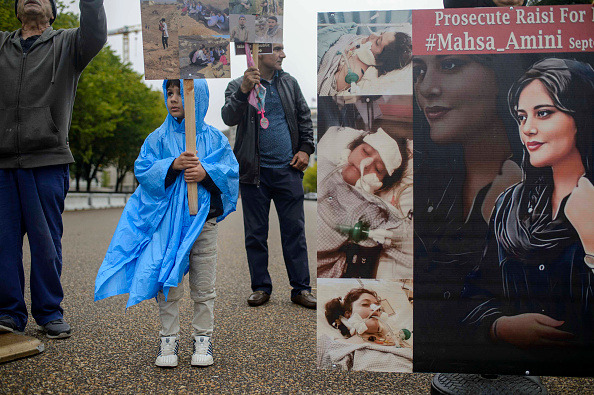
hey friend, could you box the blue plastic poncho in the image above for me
[94,79,239,308]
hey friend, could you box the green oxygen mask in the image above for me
[337,51,359,85]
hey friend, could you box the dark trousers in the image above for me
[162,36,168,49]
[240,166,310,298]
[0,165,69,331]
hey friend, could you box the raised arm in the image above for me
[76,0,108,70]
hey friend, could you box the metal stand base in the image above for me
[431,373,548,395]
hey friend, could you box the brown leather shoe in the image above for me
[291,290,317,309]
[247,290,270,307]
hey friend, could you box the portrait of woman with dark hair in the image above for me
[463,57,594,375]
[412,54,527,371]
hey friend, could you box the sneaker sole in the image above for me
[37,325,72,339]
[155,362,178,368]
[191,360,214,367]
[46,331,72,339]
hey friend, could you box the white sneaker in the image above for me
[155,335,179,368]
[191,335,213,367]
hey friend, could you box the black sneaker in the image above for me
[38,319,72,339]
[0,315,19,334]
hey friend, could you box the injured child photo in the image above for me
[317,95,413,280]
[317,279,413,372]
[317,10,412,97]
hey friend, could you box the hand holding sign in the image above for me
[244,43,268,129]
[240,66,261,94]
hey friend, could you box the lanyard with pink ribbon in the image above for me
[245,43,269,129]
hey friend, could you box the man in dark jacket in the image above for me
[221,44,316,309]
[0,0,107,338]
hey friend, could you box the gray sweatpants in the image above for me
[157,218,218,337]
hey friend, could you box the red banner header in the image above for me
[413,5,594,55]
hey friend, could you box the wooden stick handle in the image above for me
[253,43,259,69]
[183,79,198,216]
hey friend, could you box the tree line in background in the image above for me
[5,0,587,193]
[1,0,166,192]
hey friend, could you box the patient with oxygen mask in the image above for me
[324,288,411,347]
[318,26,411,96]
[317,126,412,279]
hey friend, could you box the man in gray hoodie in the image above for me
[0,0,106,339]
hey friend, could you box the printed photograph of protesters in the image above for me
[317,10,412,96]
[255,15,283,43]
[141,0,181,80]
[230,0,256,14]
[256,0,283,16]
[229,14,255,43]
[317,278,413,372]
[180,0,230,35]
[141,0,230,79]
[179,36,230,78]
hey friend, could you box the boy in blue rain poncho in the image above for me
[94,79,238,368]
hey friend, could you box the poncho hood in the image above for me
[163,79,209,131]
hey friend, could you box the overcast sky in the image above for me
[66,0,444,130]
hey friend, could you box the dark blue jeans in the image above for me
[0,165,69,331]
[240,166,311,298]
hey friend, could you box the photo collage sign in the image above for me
[316,5,594,377]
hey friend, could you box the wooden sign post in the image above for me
[184,44,258,215]
[183,79,198,216]
[253,43,259,69]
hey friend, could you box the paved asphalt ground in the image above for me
[2,200,594,394]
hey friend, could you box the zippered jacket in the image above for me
[0,0,107,168]
[221,70,315,185]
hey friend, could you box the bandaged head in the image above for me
[363,128,402,176]
[355,41,376,66]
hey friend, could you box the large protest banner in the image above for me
[317,4,594,377]
[413,4,594,376]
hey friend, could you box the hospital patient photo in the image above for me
[317,278,413,372]
[317,10,412,97]
[317,95,413,280]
